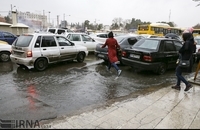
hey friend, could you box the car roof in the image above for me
[67,32,87,34]
[21,32,56,36]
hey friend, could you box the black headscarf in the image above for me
[108,31,114,38]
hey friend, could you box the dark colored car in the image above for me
[95,34,145,64]
[0,31,17,45]
[121,38,183,75]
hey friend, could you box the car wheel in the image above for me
[34,58,48,71]
[77,52,85,63]
[156,63,167,75]
[0,52,10,62]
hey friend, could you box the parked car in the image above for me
[121,38,183,75]
[89,32,110,43]
[10,33,88,71]
[0,40,11,62]
[47,27,73,34]
[66,32,101,52]
[0,31,17,45]
[95,34,145,64]
[195,37,200,62]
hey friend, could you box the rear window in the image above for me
[48,29,56,33]
[115,37,125,44]
[13,35,33,47]
[133,39,159,50]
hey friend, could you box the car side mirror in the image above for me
[71,42,75,46]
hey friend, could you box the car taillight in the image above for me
[122,51,127,57]
[143,55,152,62]
[27,51,32,57]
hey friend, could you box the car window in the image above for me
[3,32,14,38]
[134,39,159,50]
[164,41,175,51]
[14,35,33,47]
[174,41,182,51]
[127,37,138,45]
[81,34,93,42]
[56,36,71,46]
[72,34,81,41]
[97,34,107,38]
[34,36,41,48]
[48,29,56,34]
[57,29,66,34]
[115,37,125,43]
[41,36,57,47]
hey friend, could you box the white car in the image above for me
[10,33,88,71]
[89,32,109,43]
[66,32,102,52]
[0,40,11,62]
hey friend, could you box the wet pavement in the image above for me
[39,75,200,129]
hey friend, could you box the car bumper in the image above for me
[121,57,161,70]
[10,55,35,69]
[94,51,108,60]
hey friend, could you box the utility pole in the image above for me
[43,10,45,29]
[169,9,171,22]
[48,11,50,27]
[57,15,59,28]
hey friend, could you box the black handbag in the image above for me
[178,59,190,68]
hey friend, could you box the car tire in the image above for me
[156,63,167,75]
[34,58,48,71]
[0,52,10,62]
[77,52,85,63]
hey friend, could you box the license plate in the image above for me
[130,54,140,59]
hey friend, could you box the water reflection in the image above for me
[0,61,13,72]
[27,84,37,110]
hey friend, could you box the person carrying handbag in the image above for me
[172,32,194,91]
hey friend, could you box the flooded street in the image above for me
[0,54,195,122]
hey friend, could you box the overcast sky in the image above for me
[0,0,200,28]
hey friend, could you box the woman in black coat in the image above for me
[172,33,193,91]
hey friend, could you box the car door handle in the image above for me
[43,49,46,50]
[166,55,173,57]
[61,47,64,49]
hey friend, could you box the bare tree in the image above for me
[193,0,200,6]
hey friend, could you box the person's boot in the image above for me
[171,85,181,90]
[184,84,192,91]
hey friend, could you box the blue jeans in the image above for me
[175,66,189,86]
[107,61,119,71]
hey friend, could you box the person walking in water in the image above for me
[101,31,122,76]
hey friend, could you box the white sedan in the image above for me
[66,32,102,52]
[0,40,11,62]
[89,32,108,43]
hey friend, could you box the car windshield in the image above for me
[133,39,159,50]
[13,35,33,47]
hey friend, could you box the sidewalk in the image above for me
[40,76,200,129]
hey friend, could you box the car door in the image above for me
[40,36,60,63]
[163,40,178,68]
[56,36,77,60]
[67,33,83,46]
